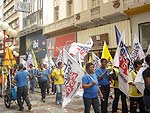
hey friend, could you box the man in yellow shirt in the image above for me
[128,60,145,113]
[52,62,64,105]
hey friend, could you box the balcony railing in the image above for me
[44,16,74,34]
[23,10,42,29]
[123,0,150,8]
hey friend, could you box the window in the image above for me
[54,6,59,21]
[10,18,19,29]
[102,0,113,4]
[139,22,150,50]
[92,0,100,8]
[67,0,73,16]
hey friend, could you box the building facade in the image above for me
[18,0,47,62]
[43,0,150,58]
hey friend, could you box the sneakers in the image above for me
[28,104,32,111]
[56,101,59,105]
[42,98,45,103]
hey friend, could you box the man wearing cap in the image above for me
[14,64,32,111]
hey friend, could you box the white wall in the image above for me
[59,0,67,20]
[43,0,54,25]
[130,12,150,41]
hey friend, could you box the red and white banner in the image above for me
[69,38,93,60]
[62,49,84,108]
[115,32,129,96]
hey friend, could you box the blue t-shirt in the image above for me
[95,67,110,86]
[14,70,29,88]
[37,69,49,82]
[82,73,99,98]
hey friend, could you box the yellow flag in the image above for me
[31,49,38,68]
[3,47,16,66]
[88,55,92,63]
[101,41,113,62]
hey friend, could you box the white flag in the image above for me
[69,38,93,60]
[56,50,63,65]
[129,34,145,70]
[62,49,84,108]
[134,62,147,95]
[115,32,129,95]
[92,52,100,69]
[146,45,150,55]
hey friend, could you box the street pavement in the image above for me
[0,89,126,113]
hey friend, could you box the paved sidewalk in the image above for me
[0,89,128,113]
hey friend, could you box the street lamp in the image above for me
[0,22,18,65]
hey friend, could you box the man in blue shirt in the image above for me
[95,58,112,113]
[36,63,50,102]
[14,64,32,111]
[82,63,103,113]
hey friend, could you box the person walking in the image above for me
[28,64,36,93]
[14,64,32,111]
[37,63,51,102]
[95,58,112,113]
[128,60,145,113]
[112,66,128,113]
[82,63,103,113]
[142,54,150,112]
[52,62,64,105]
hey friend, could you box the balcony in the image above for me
[123,0,150,16]
[43,16,78,36]
[18,10,43,37]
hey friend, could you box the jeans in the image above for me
[112,88,128,113]
[17,86,31,109]
[100,84,110,113]
[83,97,100,113]
[130,97,145,113]
[30,78,35,92]
[56,84,63,103]
[39,80,47,99]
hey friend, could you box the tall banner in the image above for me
[69,38,93,60]
[115,32,129,95]
[62,49,84,108]
[146,45,150,55]
[92,52,100,69]
[130,34,145,70]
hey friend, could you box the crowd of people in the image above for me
[82,54,150,113]
[0,54,150,113]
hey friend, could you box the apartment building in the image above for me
[43,0,150,58]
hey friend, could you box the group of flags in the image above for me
[55,25,150,108]
[17,25,149,108]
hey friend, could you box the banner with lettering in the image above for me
[69,38,93,60]
[130,34,145,70]
[92,52,101,69]
[62,49,84,108]
[115,32,129,95]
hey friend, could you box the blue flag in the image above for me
[115,25,121,45]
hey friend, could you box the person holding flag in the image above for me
[82,63,103,113]
[142,54,150,112]
[128,60,145,113]
[95,58,112,113]
[112,66,128,113]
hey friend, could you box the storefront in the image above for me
[20,30,47,63]
[46,33,76,58]
[77,20,132,58]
